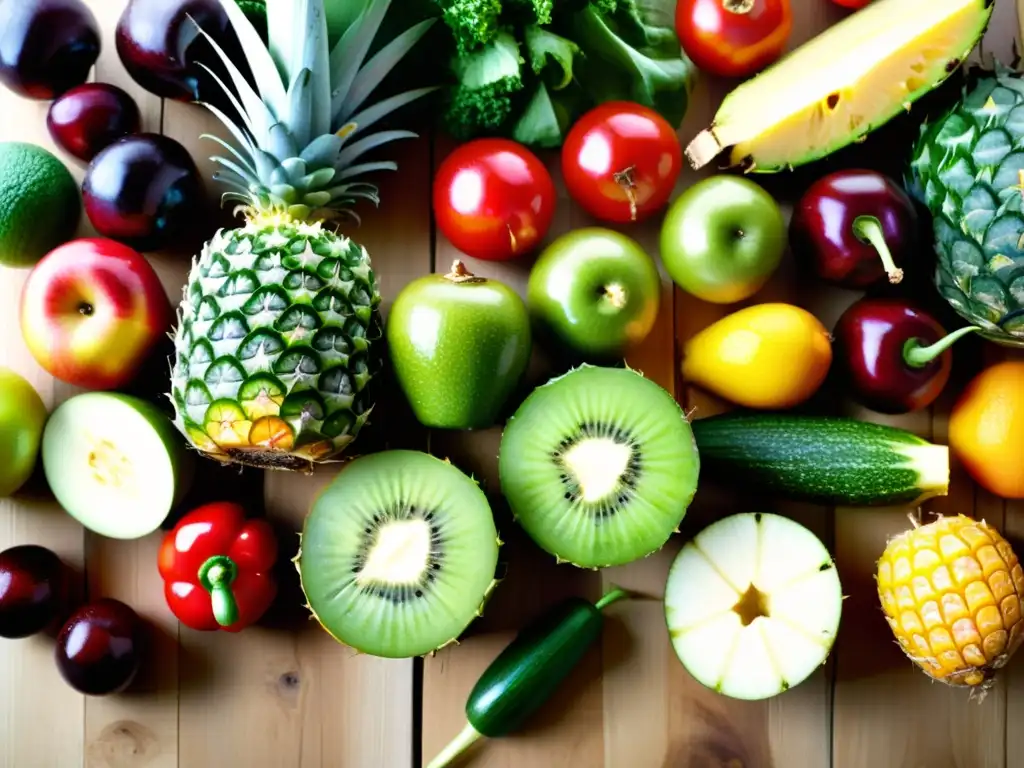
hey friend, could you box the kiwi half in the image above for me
[498,365,699,568]
[296,449,501,658]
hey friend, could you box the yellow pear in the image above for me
[682,303,832,409]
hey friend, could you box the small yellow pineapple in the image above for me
[877,513,1024,690]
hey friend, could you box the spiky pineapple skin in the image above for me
[907,64,1024,346]
[169,218,383,471]
[877,514,1024,689]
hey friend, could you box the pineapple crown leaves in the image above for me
[191,0,438,222]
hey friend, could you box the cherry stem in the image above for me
[198,555,239,627]
[613,167,638,222]
[595,587,630,611]
[902,325,980,368]
[852,215,903,284]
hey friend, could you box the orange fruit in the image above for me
[948,361,1024,498]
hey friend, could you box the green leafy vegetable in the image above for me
[433,0,695,147]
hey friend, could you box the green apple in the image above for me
[0,368,48,497]
[660,176,785,304]
[387,261,532,429]
[527,228,661,361]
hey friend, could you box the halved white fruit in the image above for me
[42,393,195,540]
[665,512,842,700]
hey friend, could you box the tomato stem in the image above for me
[724,0,755,13]
[199,555,239,627]
[613,167,638,222]
[902,325,980,368]
[852,215,903,284]
[508,225,519,254]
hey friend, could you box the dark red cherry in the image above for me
[790,169,918,289]
[832,297,979,414]
[0,0,101,100]
[82,133,206,252]
[115,0,246,102]
[55,598,142,696]
[0,544,67,639]
[47,84,142,163]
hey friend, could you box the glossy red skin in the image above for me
[789,169,917,288]
[115,0,232,101]
[433,139,556,261]
[676,0,792,78]
[83,133,205,252]
[47,84,142,163]
[561,101,682,224]
[0,545,66,639]
[831,0,871,7]
[833,297,951,414]
[55,598,141,696]
[19,237,173,390]
[0,0,100,100]
[158,502,278,632]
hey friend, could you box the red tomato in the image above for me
[432,138,556,261]
[675,0,792,79]
[830,0,871,7]
[561,101,682,224]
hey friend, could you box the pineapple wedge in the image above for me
[685,0,993,172]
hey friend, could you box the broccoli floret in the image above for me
[434,0,504,52]
[444,31,525,137]
[505,0,554,25]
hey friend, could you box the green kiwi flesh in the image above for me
[296,450,501,658]
[498,365,700,568]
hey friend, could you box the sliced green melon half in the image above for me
[685,0,993,172]
[42,393,194,539]
[665,512,843,700]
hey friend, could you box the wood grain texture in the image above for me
[3,0,1024,766]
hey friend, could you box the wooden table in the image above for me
[4,1,1024,766]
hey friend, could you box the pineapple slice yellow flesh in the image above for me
[665,512,842,701]
[877,514,1024,688]
[686,0,992,171]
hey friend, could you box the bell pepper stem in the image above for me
[852,215,903,284]
[198,555,240,627]
[425,722,482,768]
[903,325,980,368]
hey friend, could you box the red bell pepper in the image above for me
[158,502,278,632]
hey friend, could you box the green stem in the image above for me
[903,325,981,368]
[198,555,240,627]
[852,215,903,284]
[425,722,482,768]
[595,587,630,611]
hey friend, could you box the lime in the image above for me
[0,142,80,267]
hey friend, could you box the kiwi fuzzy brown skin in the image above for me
[294,450,503,658]
[498,364,700,570]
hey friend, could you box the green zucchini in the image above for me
[426,588,628,768]
[690,412,949,507]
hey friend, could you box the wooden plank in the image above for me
[0,89,87,768]
[162,89,429,764]
[74,4,181,766]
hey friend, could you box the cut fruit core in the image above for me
[356,519,432,585]
[665,512,842,701]
[560,437,632,503]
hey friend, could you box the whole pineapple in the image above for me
[877,513,1024,692]
[907,63,1024,346]
[169,0,435,471]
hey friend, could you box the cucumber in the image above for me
[426,588,628,768]
[690,413,949,507]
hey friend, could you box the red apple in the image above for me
[19,238,172,390]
